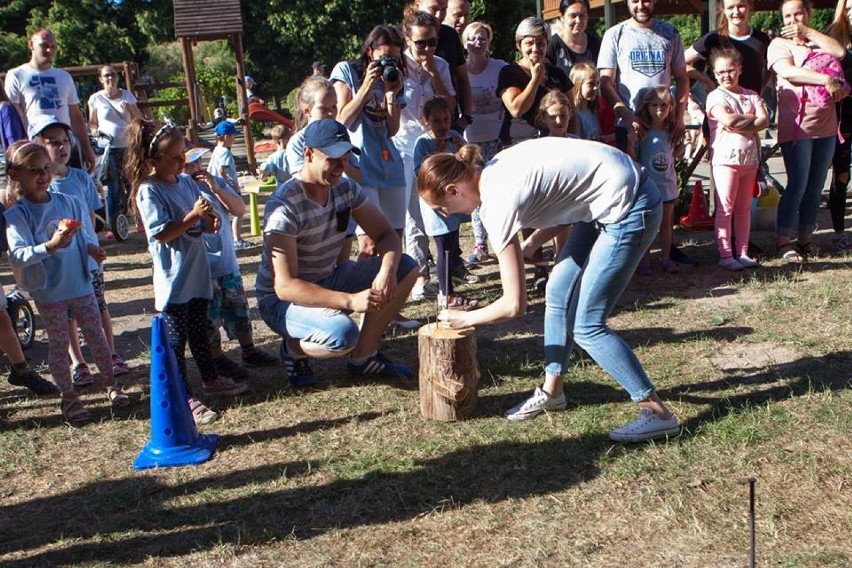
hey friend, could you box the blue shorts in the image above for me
[258,254,417,352]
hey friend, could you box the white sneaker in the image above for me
[737,254,759,268]
[411,280,438,301]
[609,408,680,442]
[505,387,567,421]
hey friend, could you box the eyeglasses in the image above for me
[413,37,438,49]
[101,72,118,78]
[466,35,488,45]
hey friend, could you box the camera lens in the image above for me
[382,65,399,83]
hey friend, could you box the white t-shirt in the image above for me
[393,52,456,157]
[479,138,640,254]
[464,58,507,144]
[87,90,138,148]
[4,65,80,126]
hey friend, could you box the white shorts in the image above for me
[356,185,407,233]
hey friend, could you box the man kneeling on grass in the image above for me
[255,119,418,386]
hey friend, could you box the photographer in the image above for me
[331,25,408,259]
[394,10,457,300]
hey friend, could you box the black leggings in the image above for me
[434,230,462,297]
[162,298,216,391]
[830,128,851,233]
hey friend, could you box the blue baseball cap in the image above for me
[303,119,360,159]
[215,121,239,137]
[28,114,70,140]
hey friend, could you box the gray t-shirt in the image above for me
[255,177,368,299]
[597,19,686,115]
[479,138,640,254]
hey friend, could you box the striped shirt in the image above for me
[255,177,368,299]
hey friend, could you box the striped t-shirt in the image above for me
[255,177,368,299]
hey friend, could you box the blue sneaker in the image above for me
[348,352,414,379]
[279,341,317,387]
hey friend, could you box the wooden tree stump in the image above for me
[418,323,480,421]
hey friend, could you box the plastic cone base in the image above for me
[680,180,714,230]
[133,316,219,470]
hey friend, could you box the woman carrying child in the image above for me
[4,141,130,422]
[706,48,768,270]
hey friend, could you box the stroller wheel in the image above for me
[113,213,130,241]
[6,293,36,350]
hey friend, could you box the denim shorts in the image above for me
[258,254,417,352]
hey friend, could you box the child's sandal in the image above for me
[797,241,818,259]
[107,387,131,408]
[447,295,479,310]
[61,394,92,423]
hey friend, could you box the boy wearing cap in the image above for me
[255,119,418,387]
[183,149,279,379]
[208,121,249,248]
[29,115,131,384]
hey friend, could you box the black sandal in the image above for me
[797,241,818,259]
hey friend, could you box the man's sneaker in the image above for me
[411,279,439,301]
[8,368,59,396]
[609,408,680,443]
[466,244,490,265]
[233,239,253,249]
[241,347,279,367]
[505,387,567,421]
[111,354,130,377]
[71,364,95,388]
[533,266,549,293]
[280,342,317,387]
[348,352,414,379]
[452,266,480,286]
[214,355,249,380]
[202,376,249,397]
[670,245,697,267]
[189,397,219,425]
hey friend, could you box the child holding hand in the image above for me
[706,48,767,270]
[4,141,130,422]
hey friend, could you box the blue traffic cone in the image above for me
[133,316,218,470]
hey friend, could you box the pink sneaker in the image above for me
[202,376,249,397]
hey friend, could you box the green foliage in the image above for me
[469,0,537,62]
[661,15,702,47]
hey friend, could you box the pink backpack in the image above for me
[796,50,848,141]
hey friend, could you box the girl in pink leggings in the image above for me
[706,48,769,271]
[4,141,131,422]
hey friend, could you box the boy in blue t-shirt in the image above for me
[259,124,293,186]
[207,121,249,248]
[29,115,130,386]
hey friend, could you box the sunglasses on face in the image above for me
[101,72,118,78]
[413,37,438,49]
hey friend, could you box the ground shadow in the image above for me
[2,350,849,566]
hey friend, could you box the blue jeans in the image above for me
[777,135,836,238]
[257,255,417,353]
[544,176,662,402]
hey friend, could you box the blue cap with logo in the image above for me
[27,114,71,140]
[215,121,239,137]
[303,119,360,159]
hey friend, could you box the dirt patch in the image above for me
[708,341,800,371]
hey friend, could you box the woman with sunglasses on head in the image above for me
[395,10,458,301]
[87,65,141,237]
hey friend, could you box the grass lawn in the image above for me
[0,217,850,567]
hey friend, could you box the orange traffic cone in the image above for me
[679,180,714,230]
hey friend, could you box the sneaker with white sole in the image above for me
[279,341,317,387]
[505,387,567,421]
[348,352,413,379]
[608,408,680,442]
[719,257,744,271]
[202,376,249,397]
[411,279,438,301]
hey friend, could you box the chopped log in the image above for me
[418,323,480,421]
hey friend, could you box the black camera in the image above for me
[377,55,400,83]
